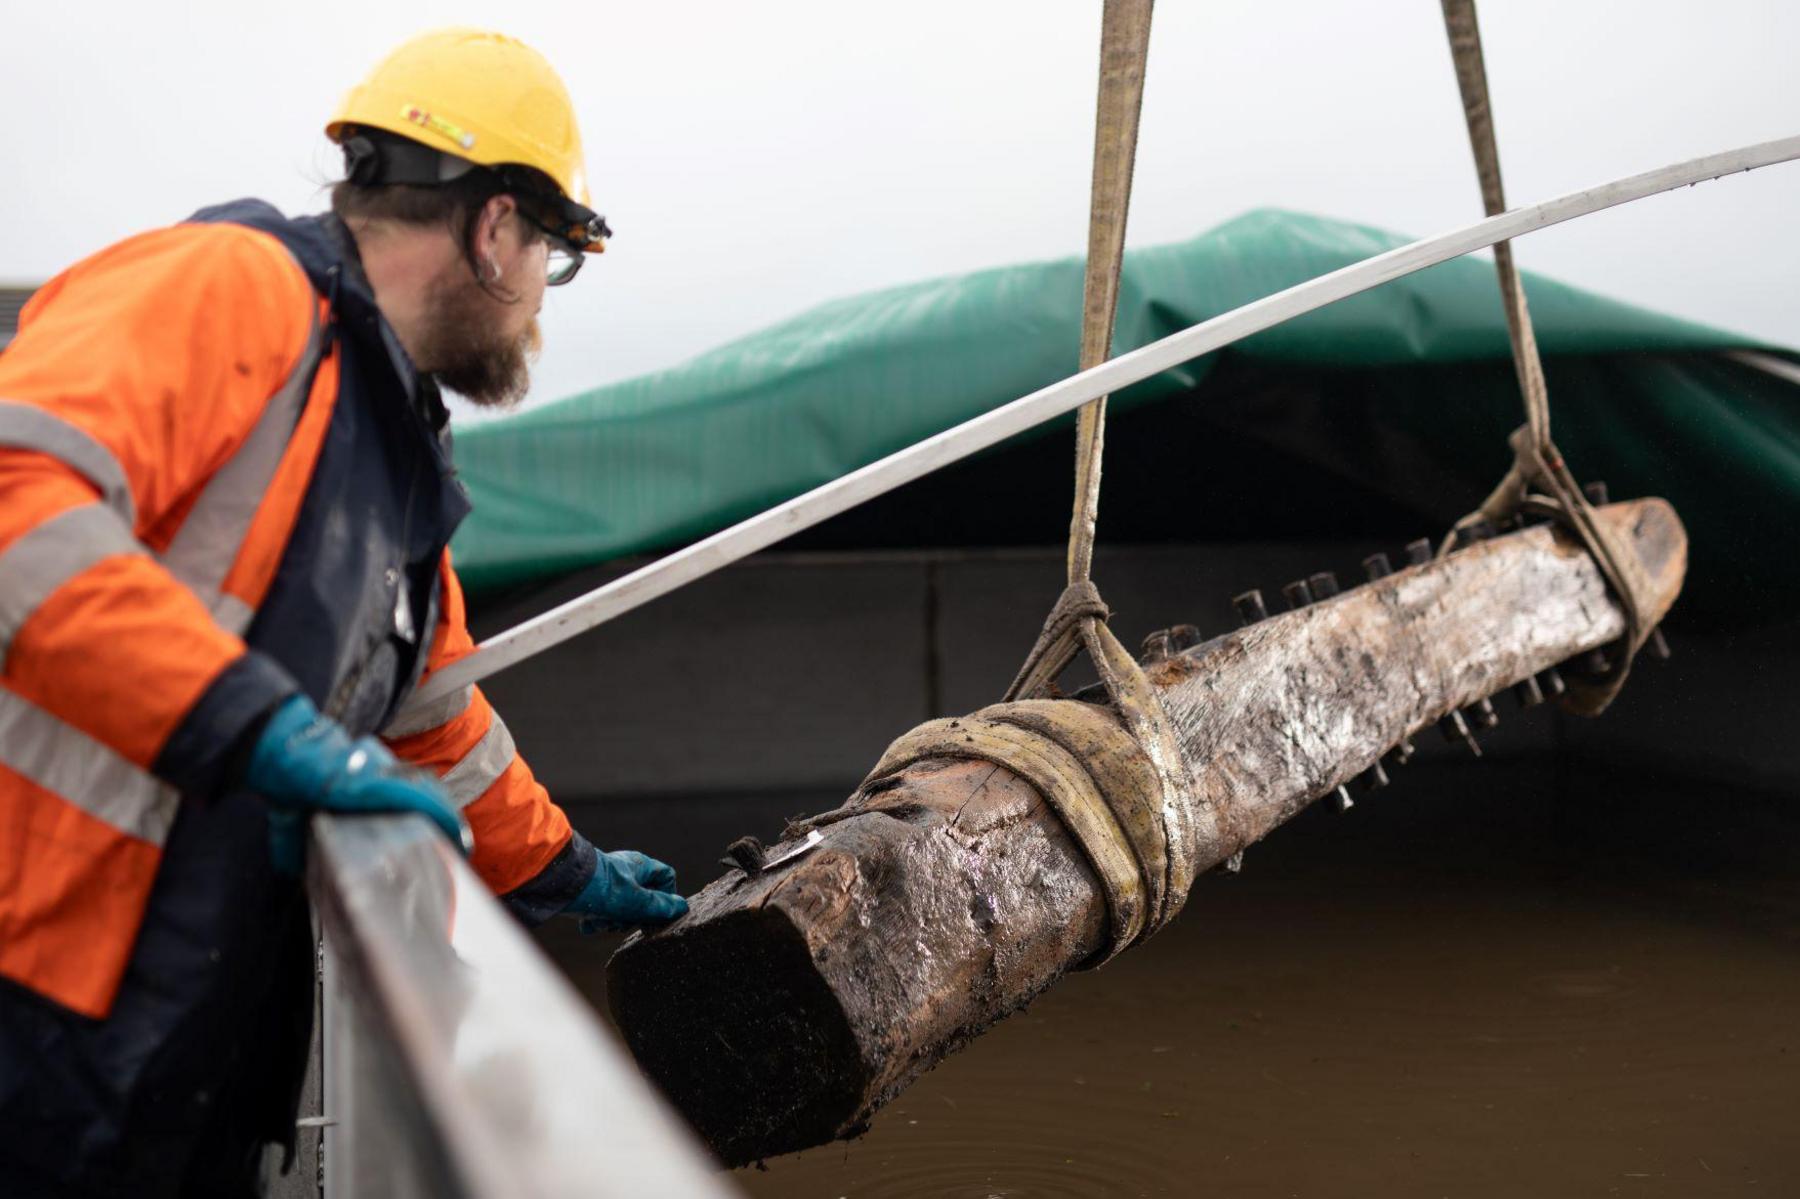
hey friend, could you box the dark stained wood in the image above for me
[607,500,1686,1165]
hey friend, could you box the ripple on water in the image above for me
[1522,967,1634,1001]
[819,1116,1185,1199]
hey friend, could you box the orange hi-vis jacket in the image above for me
[0,201,595,1022]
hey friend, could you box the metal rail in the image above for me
[415,134,1800,705]
[307,812,738,1198]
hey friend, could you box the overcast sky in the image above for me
[4,1,1796,417]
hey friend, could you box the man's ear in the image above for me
[474,193,519,257]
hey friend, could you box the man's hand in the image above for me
[247,694,473,871]
[563,850,688,934]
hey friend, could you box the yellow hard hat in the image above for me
[327,28,607,251]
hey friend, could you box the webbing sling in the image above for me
[1065,0,1150,590]
[860,698,1169,957]
[864,0,1202,964]
[1438,0,1659,715]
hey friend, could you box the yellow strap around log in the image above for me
[976,0,1200,955]
[860,698,1170,962]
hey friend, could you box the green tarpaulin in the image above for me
[452,208,1799,622]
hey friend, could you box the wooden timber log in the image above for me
[607,500,1686,1166]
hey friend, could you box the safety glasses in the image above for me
[516,208,595,286]
[543,238,584,287]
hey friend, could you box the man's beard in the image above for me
[416,272,542,409]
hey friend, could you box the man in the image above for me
[0,28,685,1197]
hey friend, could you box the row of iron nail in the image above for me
[1212,482,1667,815]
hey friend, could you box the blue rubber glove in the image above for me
[564,850,688,934]
[247,694,473,872]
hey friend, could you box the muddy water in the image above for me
[547,761,1799,1197]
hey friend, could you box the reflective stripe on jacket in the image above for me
[382,551,581,899]
[0,206,583,1019]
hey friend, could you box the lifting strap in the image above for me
[860,699,1170,957]
[1438,0,1659,715]
[865,0,1201,965]
[1065,0,1151,589]
[1008,0,1201,951]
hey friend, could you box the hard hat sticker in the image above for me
[401,104,477,152]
